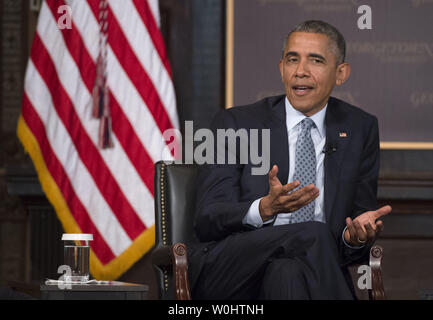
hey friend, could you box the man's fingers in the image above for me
[282,183,316,197]
[365,222,376,242]
[347,216,384,246]
[347,218,364,245]
[345,217,352,226]
[268,165,278,181]
[346,218,358,244]
[279,184,318,210]
[376,220,384,234]
[292,186,319,207]
[268,165,282,188]
[269,165,278,178]
[354,220,367,243]
[373,205,392,219]
[281,180,301,194]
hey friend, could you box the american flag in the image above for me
[17,0,179,280]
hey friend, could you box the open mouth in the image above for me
[292,85,314,96]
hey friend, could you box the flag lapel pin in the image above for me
[339,132,348,138]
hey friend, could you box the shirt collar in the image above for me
[285,97,327,138]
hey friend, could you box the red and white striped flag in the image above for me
[17,0,179,280]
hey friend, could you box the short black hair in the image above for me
[283,20,346,65]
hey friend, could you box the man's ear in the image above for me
[335,63,351,86]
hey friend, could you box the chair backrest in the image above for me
[154,161,198,247]
[153,161,198,299]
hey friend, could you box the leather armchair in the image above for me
[151,161,386,300]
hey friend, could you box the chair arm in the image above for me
[369,245,386,300]
[172,243,191,300]
[152,245,173,267]
[152,243,191,300]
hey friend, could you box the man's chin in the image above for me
[290,102,316,115]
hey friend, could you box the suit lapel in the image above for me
[324,97,350,223]
[264,97,289,185]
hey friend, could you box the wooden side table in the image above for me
[40,281,149,300]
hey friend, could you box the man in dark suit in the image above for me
[187,20,391,299]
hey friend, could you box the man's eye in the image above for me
[288,58,298,63]
[312,59,323,63]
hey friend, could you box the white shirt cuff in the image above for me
[341,226,365,249]
[243,198,275,228]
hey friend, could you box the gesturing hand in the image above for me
[344,205,392,246]
[259,165,319,222]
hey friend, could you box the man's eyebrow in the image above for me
[284,51,299,58]
[283,51,326,61]
[308,53,326,61]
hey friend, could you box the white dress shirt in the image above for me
[242,97,361,249]
[243,97,326,226]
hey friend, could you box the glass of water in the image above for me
[61,233,93,283]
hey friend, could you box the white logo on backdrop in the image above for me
[411,0,433,8]
[347,42,433,63]
[410,92,433,108]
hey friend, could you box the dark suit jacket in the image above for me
[191,94,380,279]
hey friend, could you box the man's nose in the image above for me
[295,60,309,78]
